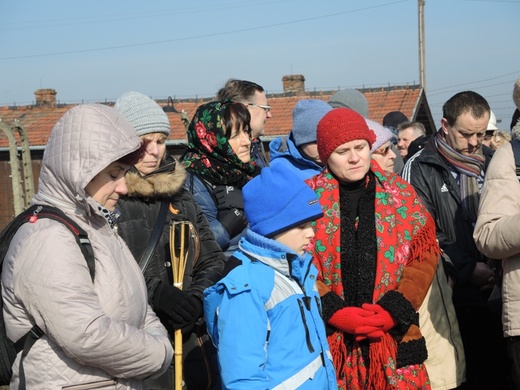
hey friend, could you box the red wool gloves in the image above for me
[328,303,396,341]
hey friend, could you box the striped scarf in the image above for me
[432,130,484,223]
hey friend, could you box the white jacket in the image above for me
[2,104,173,389]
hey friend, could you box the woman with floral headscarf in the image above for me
[182,100,261,258]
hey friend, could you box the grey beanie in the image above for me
[328,89,369,117]
[115,91,170,137]
[292,99,333,147]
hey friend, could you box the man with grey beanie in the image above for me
[216,78,271,168]
[115,91,225,390]
[269,99,332,180]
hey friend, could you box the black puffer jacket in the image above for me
[117,156,225,302]
[402,143,493,306]
[117,155,225,389]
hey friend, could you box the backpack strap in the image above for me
[0,204,95,388]
[16,325,43,389]
[138,200,169,274]
[21,205,95,281]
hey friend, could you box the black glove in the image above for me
[213,185,244,211]
[153,282,202,331]
[218,208,248,238]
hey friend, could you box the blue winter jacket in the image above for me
[184,172,246,258]
[269,133,323,181]
[204,230,337,390]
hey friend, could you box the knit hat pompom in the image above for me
[292,99,333,147]
[243,165,323,238]
[115,91,170,137]
[366,118,395,152]
[317,108,376,163]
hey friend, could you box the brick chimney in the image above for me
[282,75,305,95]
[34,88,57,107]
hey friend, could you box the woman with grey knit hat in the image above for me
[114,91,225,390]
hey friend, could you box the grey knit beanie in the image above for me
[292,99,333,147]
[115,91,170,136]
[328,89,369,117]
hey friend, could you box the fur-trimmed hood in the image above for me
[125,155,187,200]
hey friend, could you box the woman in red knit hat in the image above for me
[306,108,439,389]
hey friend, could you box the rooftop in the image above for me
[0,80,428,150]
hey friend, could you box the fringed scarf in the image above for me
[307,162,437,390]
[431,130,485,223]
[182,100,261,189]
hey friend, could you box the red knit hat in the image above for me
[317,108,376,163]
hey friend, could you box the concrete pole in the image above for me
[12,121,35,208]
[418,0,426,90]
[0,121,25,216]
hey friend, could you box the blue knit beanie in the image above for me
[243,165,323,238]
[292,99,333,147]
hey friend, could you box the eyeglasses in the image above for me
[247,103,271,113]
[373,145,392,156]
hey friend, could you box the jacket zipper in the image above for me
[297,299,315,353]
[291,259,316,353]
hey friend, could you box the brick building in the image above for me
[0,75,435,228]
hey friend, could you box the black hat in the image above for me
[383,111,408,128]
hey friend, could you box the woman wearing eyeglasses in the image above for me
[182,100,262,258]
[366,119,397,173]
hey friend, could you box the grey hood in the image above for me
[33,103,141,213]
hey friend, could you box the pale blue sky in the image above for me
[1,0,519,127]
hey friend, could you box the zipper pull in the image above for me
[29,206,43,223]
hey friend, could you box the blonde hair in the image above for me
[489,130,511,150]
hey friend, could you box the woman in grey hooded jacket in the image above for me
[1,104,173,389]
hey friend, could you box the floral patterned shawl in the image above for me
[182,100,260,189]
[306,161,439,390]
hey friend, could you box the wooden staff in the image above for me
[170,221,188,390]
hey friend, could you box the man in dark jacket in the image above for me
[115,91,225,390]
[401,91,508,389]
[216,78,271,167]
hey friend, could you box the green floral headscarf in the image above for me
[182,100,261,188]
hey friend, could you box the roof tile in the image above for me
[0,85,422,148]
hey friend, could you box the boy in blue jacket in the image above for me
[204,165,337,389]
